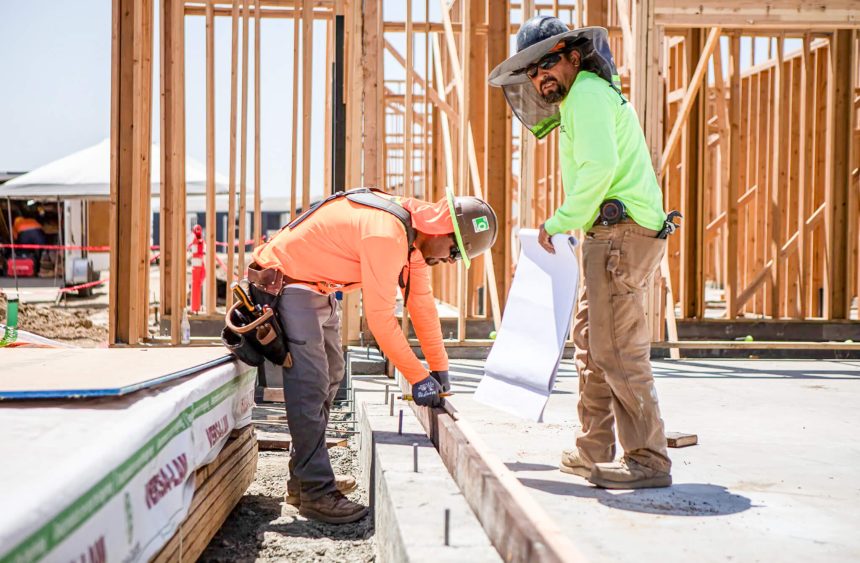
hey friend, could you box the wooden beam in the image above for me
[301,0,313,208]
[289,15,300,219]
[160,0,187,344]
[680,28,707,320]
[654,0,860,29]
[185,4,334,18]
[238,0,251,288]
[110,0,154,345]
[487,0,511,312]
[458,0,471,341]
[227,0,240,306]
[362,0,382,187]
[825,30,856,319]
[726,34,741,319]
[205,1,217,314]
[401,0,413,338]
[769,37,786,319]
[735,259,774,313]
[659,27,721,180]
[398,383,589,563]
[796,33,813,318]
[254,0,262,244]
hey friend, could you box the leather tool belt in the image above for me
[247,262,286,296]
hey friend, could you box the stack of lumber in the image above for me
[153,426,258,562]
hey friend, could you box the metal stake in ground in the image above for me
[413,442,418,472]
[398,409,403,434]
[444,508,450,546]
[385,384,390,405]
[389,397,395,416]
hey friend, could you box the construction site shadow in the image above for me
[653,360,860,381]
[516,479,753,516]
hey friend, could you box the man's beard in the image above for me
[539,78,567,104]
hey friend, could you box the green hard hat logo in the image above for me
[472,216,490,233]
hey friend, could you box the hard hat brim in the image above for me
[445,187,471,270]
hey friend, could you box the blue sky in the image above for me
[0,2,786,201]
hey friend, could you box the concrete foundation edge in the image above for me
[359,402,501,563]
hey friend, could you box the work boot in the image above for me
[588,458,672,489]
[299,491,369,524]
[559,448,592,479]
[285,474,358,507]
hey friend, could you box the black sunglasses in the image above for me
[525,51,566,79]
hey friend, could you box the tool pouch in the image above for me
[221,324,265,367]
[223,300,293,368]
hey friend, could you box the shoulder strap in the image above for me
[286,188,416,248]
[344,190,417,248]
[282,187,418,305]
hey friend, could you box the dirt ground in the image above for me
[200,440,375,562]
[16,302,108,345]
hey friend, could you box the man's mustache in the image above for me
[541,77,557,88]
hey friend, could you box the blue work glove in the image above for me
[412,375,444,408]
[430,370,451,392]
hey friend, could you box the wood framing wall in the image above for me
[110,0,859,345]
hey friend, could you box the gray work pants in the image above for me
[276,288,345,500]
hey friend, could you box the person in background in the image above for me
[13,211,47,275]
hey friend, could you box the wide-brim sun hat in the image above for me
[488,24,621,139]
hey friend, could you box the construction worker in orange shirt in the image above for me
[246,187,497,524]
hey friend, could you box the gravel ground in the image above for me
[201,409,375,562]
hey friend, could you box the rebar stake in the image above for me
[398,409,403,435]
[384,384,390,405]
[413,442,418,472]
[444,508,450,546]
[389,397,395,416]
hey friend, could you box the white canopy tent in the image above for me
[0,138,228,200]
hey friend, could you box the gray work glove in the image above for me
[412,375,444,408]
[430,370,451,392]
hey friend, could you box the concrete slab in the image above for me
[359,401,501,562]
[436,358,860,562]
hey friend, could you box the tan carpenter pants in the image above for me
[573,221,671,473]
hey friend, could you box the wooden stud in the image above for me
[362,0,382,188]
[239,0,251,285]
[769,37,784,319]
[825,30,856,319]
[160,0,187,344]
[110,0,154,345]
[289,15,300,219]
[726,34,741,319]
[227,0,240,306]
[205,1,217,314]
[301,0,313,211]
[254,0,262,244]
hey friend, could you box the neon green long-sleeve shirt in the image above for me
[543,71,666,235]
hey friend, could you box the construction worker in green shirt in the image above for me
[490,16,676,489]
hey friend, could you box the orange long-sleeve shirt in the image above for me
[252,197,448,384]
